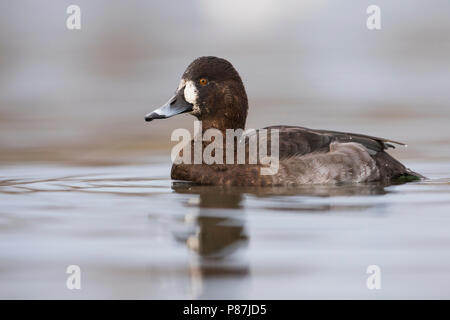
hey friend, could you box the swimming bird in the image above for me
[145,56,422,186]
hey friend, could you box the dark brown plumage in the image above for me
[146,56,423,186]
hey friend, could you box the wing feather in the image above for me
[257,125,405,159]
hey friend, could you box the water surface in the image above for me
[1,160,449,299]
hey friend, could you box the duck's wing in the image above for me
[260,125,406,159]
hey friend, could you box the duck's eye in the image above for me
[199,78,208,86]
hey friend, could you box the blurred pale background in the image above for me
[0,0,449,164]
[1,0,450,300]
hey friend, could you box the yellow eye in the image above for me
[199,78,208,86]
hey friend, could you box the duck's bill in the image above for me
[145,92,193,122]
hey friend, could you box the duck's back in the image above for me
[262,126,422,183]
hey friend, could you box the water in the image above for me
[1,0,449,300]
[1,160,449,299]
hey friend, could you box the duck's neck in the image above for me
[200,117,246,135]
[199,100,248,135]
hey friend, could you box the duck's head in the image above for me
[145,56,248,130]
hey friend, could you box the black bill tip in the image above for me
[145,112,166,122]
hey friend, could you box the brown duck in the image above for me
[145,56,422,186]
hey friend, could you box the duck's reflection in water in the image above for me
[171,181,390,298]
[172,183,249,299]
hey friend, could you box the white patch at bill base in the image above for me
[184,80,199,105]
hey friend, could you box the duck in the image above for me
[145,56,422,186]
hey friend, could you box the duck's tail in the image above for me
[392,169,425,183]
[374,152,425,182]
